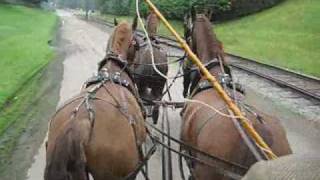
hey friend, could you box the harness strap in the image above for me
[97,55,147,118]
[98,52,135,81]
[139,37,162,49]
[190,76,245,98]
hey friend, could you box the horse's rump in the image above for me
[46,83,146,179]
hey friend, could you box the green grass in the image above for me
[0,72,41,166]
[94,0,319,77]
[0,4,58,108]
[215,0,320,77]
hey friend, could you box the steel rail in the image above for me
[231,64,320,101]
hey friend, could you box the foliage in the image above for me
[0,4,57,109]
[214,0,285,20]
[58,0,283,20]
[95,0,232,19]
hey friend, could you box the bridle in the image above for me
[184,14,223,69]
[183,13,236,96]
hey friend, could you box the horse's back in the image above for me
[86,84,145,177]
[181,89,291,178]
[48,84,146,179]
[182,90,243,159]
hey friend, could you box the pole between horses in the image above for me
[142,0,277,160]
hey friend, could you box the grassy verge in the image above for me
[0,54,63,173]
[0,4,58,133]
[0,4,59,173]
[0,4,58,107]
[215,0,320,77]
[0,72,42,168]
[91,0,319,77]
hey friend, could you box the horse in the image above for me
[180,10,292,180]
[44,19,147,180]
[131,11,168,124]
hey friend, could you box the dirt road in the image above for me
[21,9,320,180]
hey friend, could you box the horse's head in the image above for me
[107,17,139,64]
[146,11,160,38]
[184,8,224,63]
[183,8,228,97]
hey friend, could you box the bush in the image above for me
[213,0,285,21]
[96,0,284,21]
[96,0,232,19]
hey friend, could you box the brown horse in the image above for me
[181,11,292,180]
[44,19,147,180]
[131,12,168,124]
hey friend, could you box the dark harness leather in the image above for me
[84,53,146,118]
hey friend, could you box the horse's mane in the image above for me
[193,14,225,62]
[146,12,159,36]
[111,22,132,54]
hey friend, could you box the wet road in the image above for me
[27,10,107,180]
[24,10,320,180]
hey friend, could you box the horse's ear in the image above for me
[114,18,118,26]
[132,15,138,31]
[183,12,190,39]
[191,5,196,22]
[205,9,213,21]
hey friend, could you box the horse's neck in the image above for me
[193,19,221,60]
[192,22,224,77]
[192,41,223,78]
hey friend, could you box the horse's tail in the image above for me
[44,121,89,180]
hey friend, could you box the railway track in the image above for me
[86,15,320,102]
[228,55,320,102]
[147,32,320,102]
